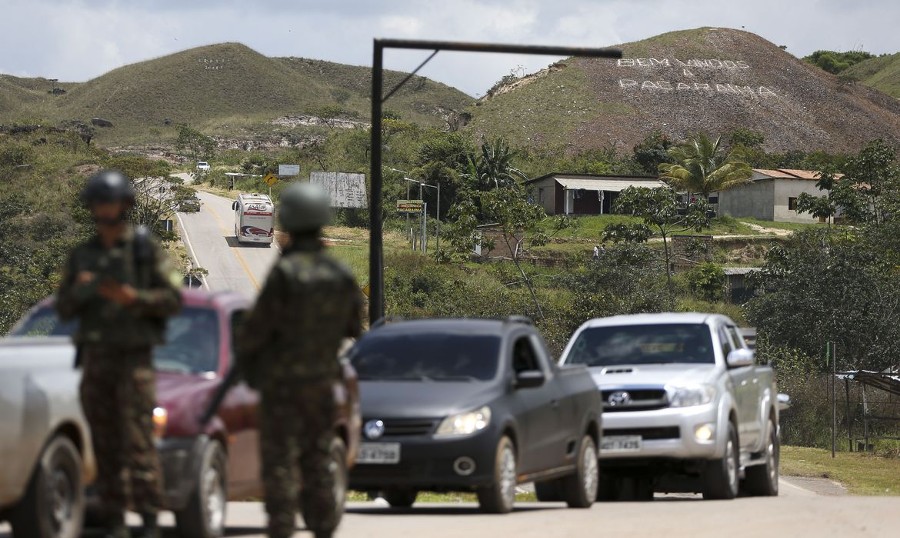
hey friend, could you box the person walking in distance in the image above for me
[56,170,182,538]
[236,182,362,538]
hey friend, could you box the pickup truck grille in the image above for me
[363,418,438,437]
[601,389,669,412]
[604,427,680,440]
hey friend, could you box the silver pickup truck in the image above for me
[558,313,783,501]
[0,331,95,538]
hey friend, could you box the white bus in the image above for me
[231,193,275,245]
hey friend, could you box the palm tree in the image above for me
[659,133,752,197]
[464,137,528,191]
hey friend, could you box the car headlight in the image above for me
[152,407,168,439]
[435,406,492,437]
[668,385,716,407]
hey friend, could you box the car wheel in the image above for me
[534,479,563,502]
[703,422,740,500]
[562,435,598,508]
[175,440,227,538]
[302,437,348,529]
[383,488,418,509]
[10,436,84,538]
[743,420,779,496]
[477,436,517,514]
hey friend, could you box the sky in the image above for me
[1,0,897,96]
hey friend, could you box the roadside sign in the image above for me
[263,173,279,187]
[310,172,368,208]
[362,283,370,297]
[278,164,300,177]
[396,199,424,213]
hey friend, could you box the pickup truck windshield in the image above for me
[10,305,221,374]
[565,323,715,366]
[350,332,500,381]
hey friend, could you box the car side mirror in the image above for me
[231,201,238,210]
[726,348,754,368]
[777,393,791,411]
[515,370,545,389]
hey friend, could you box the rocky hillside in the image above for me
[0,43,474,146]
[467,27,900,153]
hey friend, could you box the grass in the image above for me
[740,217,821,232]
[781,446,900,495]
[843,52,900,98]
[0,42,473,146]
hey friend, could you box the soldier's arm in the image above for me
[235,265,286,372]
[56,250,91,320]
[130,241,182,318]
[347,277,364,339]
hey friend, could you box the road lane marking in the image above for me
[203,194,261,291]
[175,212,210,290]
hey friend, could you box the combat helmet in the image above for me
[277,182,332,233]
[80,169,136,206]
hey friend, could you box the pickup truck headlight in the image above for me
[668,385,716,408]
[435,406,492,437]
[152,407,168,439]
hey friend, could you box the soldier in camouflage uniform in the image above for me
[56,170,182,538]
[236,182,362,538]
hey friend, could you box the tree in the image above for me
[464,137,528,191]
[603,186,710,291]
[174,125,216,163]
[632,131,674,175]
[444,179,547,318]
[659,133,752,198]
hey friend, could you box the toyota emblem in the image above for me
[364,419,385,440]
[607,391,632,407]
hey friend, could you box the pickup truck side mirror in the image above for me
[777,393,791,411]
[515,370,546,389]
[726,348,755,368]
[231,201,238,210]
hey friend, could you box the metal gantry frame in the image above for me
[369,39,622,324]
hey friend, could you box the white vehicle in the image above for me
[559,313,786,501]
[196,161,210,172]
[232,193,275,245]
[0,309,96,538]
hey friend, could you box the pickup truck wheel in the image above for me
[477,436,517,514]
[702,422,739,500]
[10,436,84,538]
[534,479,563,502]
[175,440,227,538]
[743,421,779,496]
[383,488,418,508]
[302,437,348,528]
[562,435,598,508]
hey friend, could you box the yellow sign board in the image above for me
[362,283,370,297]
[263,173,279,187]
[396,199,424,213]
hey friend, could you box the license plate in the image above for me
[600,435,642,453]
[358,442,401,464]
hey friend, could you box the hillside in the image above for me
[0,43,474,145]
[843,53,900,98]
[467,27,900,154]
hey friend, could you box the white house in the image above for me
[525,173,666,216]
[715,169,828,223]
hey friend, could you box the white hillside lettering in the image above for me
[616,56,774,97]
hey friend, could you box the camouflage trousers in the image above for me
[79,345,163,516]
[259,379,338,538]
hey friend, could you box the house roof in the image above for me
[752,168,835,181]
[526,172,665,192]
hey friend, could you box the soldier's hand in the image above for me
[98,280,138,306]
[76,271,96,286]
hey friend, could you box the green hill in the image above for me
[466,27,900,154]
[0,43,474,145]
[843,53,900,98]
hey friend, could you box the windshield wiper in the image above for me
[429,375,479,382]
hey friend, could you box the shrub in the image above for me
[685,262,725,302]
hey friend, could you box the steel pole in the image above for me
[832,342,837,457]
[368,43,384,325]
[419,182,424,252]
[436,181,440,253]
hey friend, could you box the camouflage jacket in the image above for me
[56,226,183,347]
[236,239,362,387]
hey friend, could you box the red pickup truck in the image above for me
[9,289,361,538]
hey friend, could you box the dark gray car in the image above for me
[348,317,602,513]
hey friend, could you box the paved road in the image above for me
[176,189,279,296]
[2,478,893,538]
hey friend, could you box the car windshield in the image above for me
[9,305,221,374]
[564,323,715,367]
[350,331,500,381]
